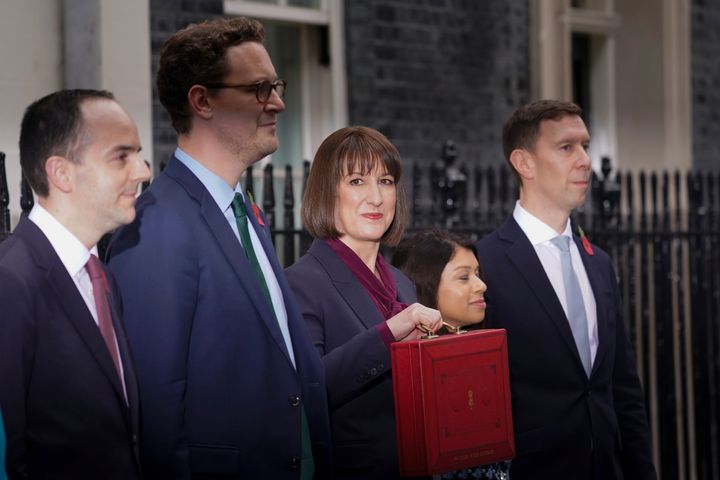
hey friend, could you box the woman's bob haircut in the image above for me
[301,126,409,246]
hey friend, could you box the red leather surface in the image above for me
[392,329,515,476]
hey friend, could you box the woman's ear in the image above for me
[509,149,535,182]
[45,155,74,194]
[187,85,214,121]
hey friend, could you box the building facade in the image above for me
[1,0,719,220]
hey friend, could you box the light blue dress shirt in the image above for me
[174,148,297,368]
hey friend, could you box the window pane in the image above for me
[237,0,321,7]
[571,0,609,12]
[264,21,302,169]
[288,0,320,8]
[256,21,305,243]
[571,32,592,130]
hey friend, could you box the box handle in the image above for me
[418,321,468,339]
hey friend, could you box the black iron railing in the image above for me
[1,149,719,480]
[239,157,720,480]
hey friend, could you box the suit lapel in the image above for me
[308,239,386,330]
[575,235,610,376]
[242,193,287,297]
[15,219,129,404]
[391,268,416,304]
[241,195,309,347]
[498,217,585,367]
[165,158,293,366]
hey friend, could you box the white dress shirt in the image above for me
[513,201,599,364]
[28,204,127,398]
[175,148,297,369]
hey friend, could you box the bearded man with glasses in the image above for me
[107,16,331,480]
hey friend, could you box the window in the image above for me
[530,0,690,173]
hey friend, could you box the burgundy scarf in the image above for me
[325,238,408,321]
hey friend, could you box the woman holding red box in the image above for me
[286,126,442,479]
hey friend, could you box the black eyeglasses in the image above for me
[203,80,287,103]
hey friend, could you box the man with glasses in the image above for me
[108,17,331,480]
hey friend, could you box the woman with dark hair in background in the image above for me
[286,126,442,479]
[393,229,511,479]
[393,229,486,332]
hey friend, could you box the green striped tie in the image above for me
[231,194,315,479]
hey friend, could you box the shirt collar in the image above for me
[513,201,572,246]
[28,203,99,277]
[174,147,243,211]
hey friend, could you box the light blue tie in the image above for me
[551,235,592,377]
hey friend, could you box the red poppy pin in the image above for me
[98,267,110,292]
[247,191,265,227]
[578,225,594,256]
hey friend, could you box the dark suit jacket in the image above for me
[285,239,417,480]
[476,216,656,479]
[0,217,141,480]
[1,408,6,480]
[107,156,332,479]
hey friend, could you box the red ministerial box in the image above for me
[391,329,514,476]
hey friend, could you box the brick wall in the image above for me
[345,0,529,170]
[149,0,223,170]
[692,0,720,171]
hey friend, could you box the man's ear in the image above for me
[509,149,535,182]
[45,155,74,194]
[187,85,214,121]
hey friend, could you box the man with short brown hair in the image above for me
[477,100,657,479]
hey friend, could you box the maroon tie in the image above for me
[85,255,124,386]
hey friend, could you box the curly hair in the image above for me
[157,16,265,134]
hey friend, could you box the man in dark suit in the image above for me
[0,89,150,479]
[107,17,331,479]
[476,100,657,479]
